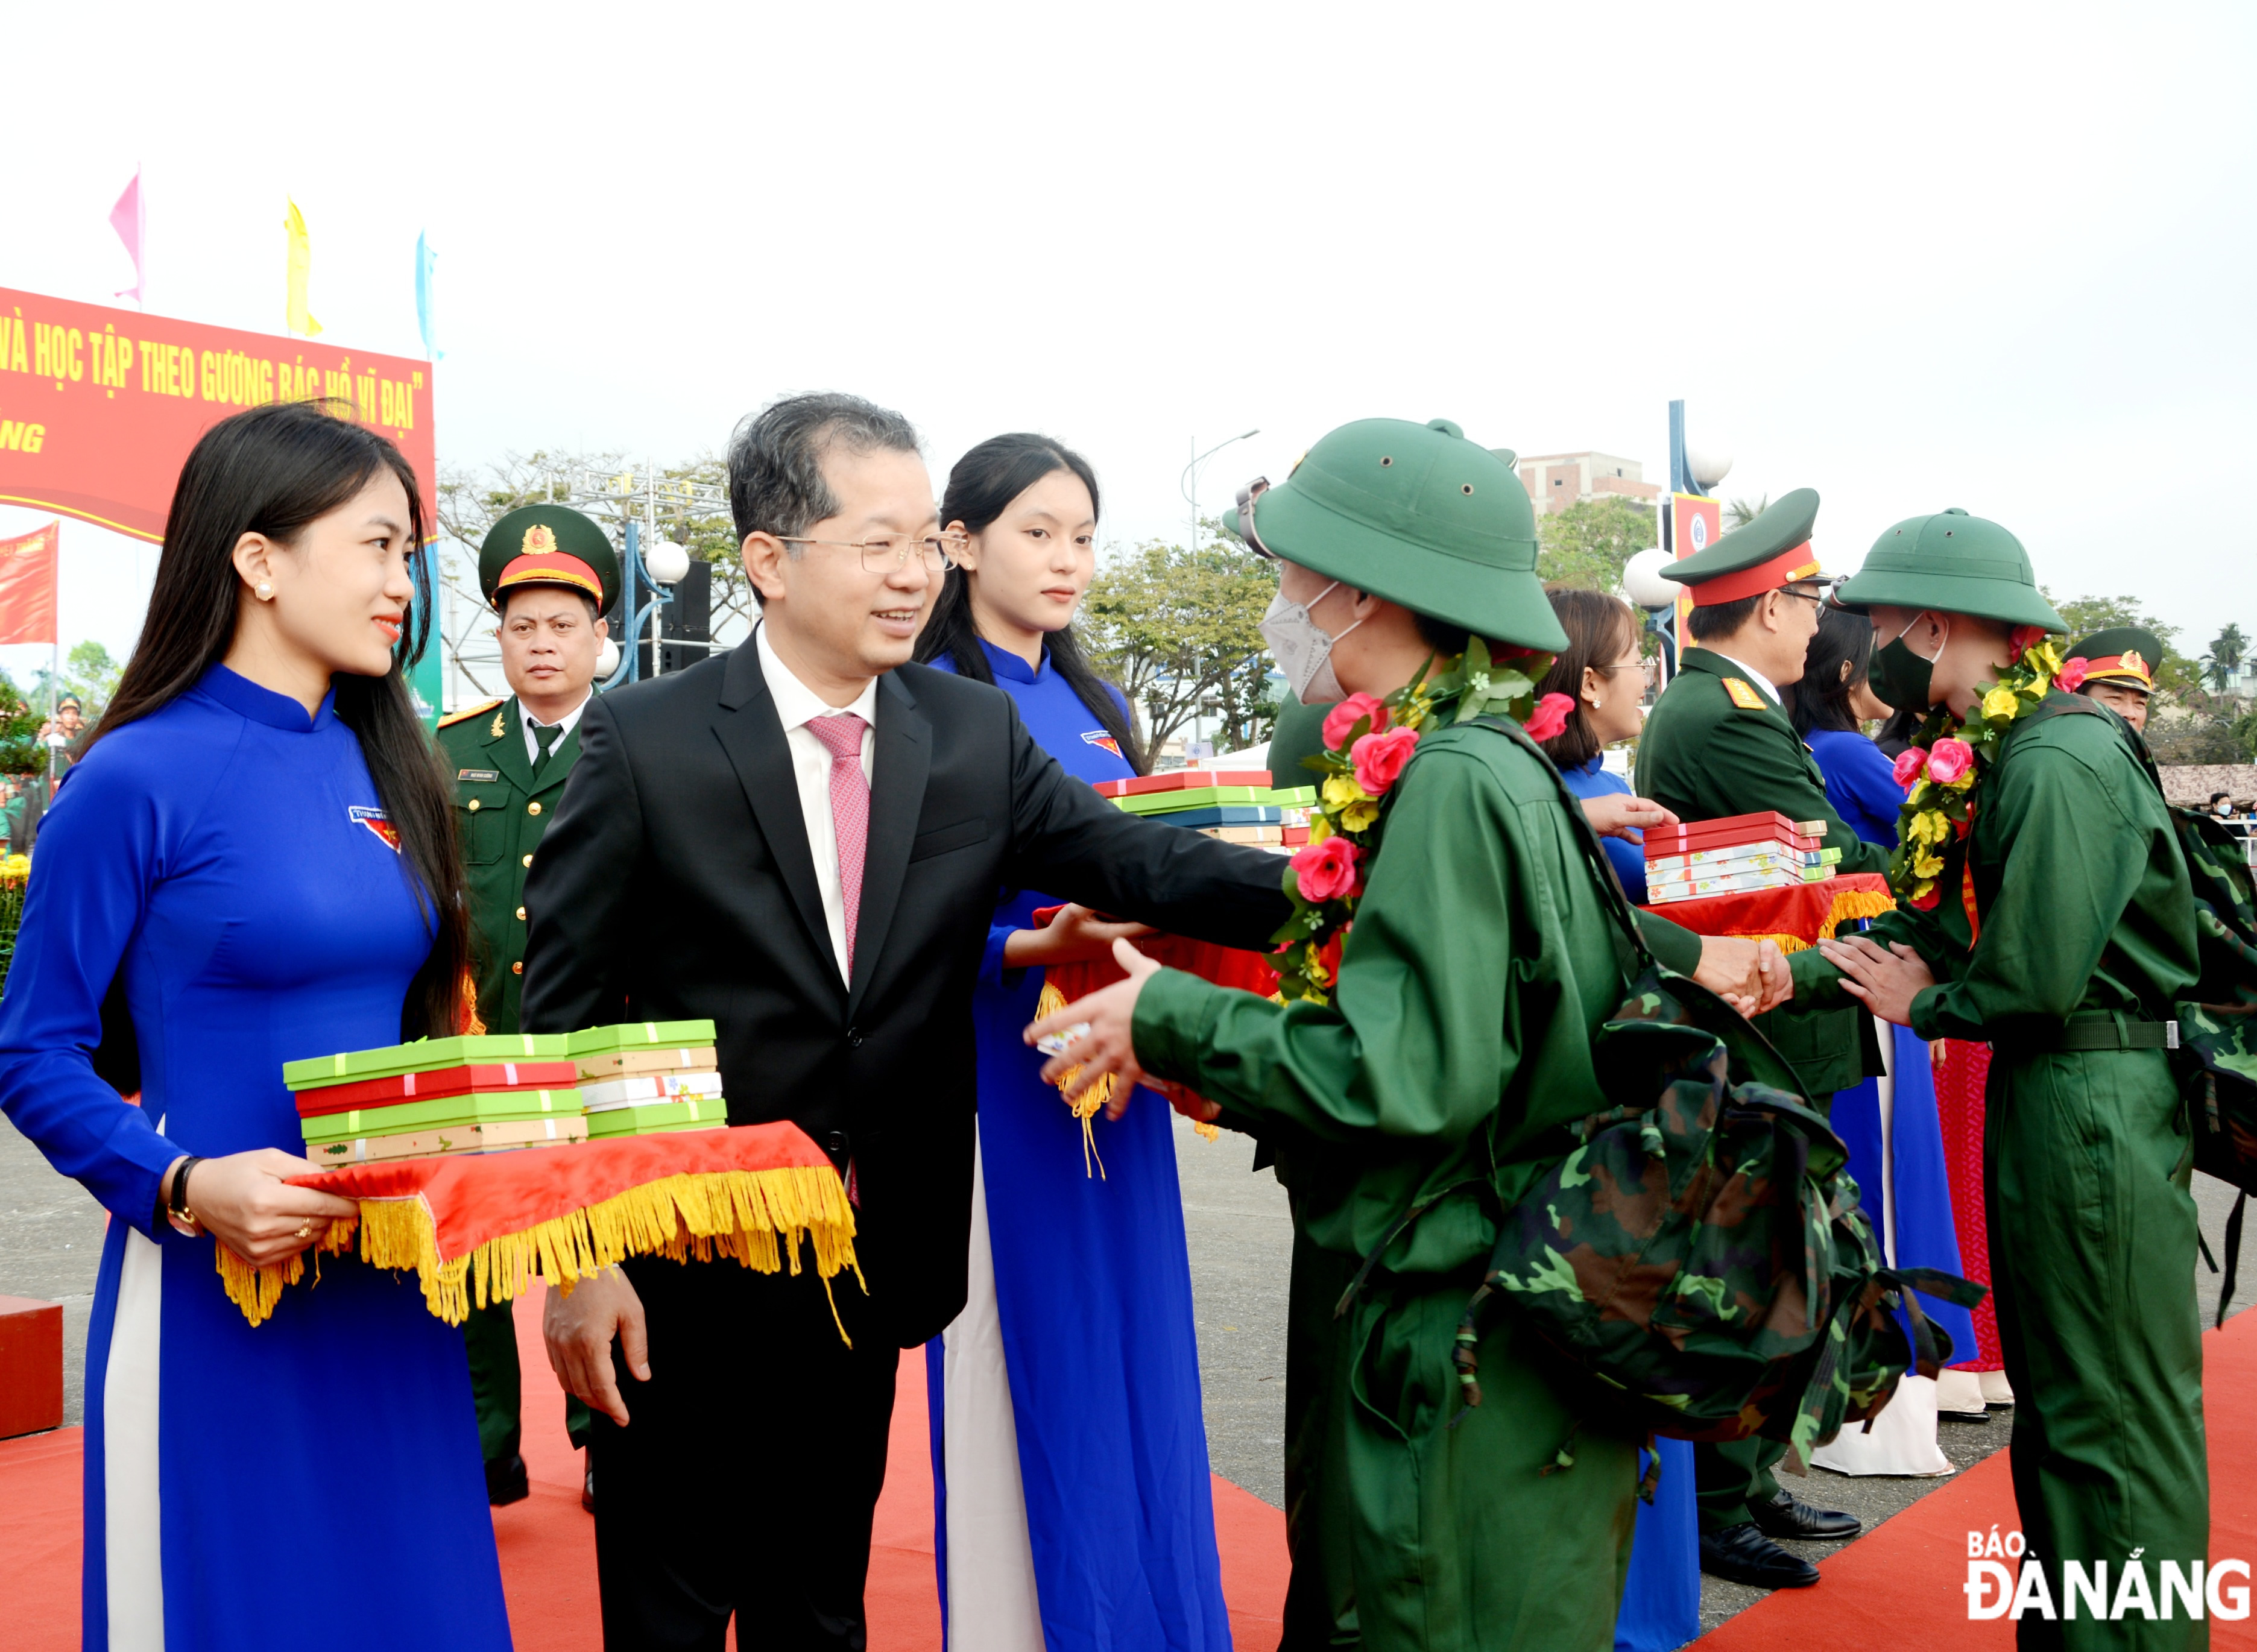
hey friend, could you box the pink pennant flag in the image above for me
[110,167,144,306]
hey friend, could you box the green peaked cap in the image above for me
[1222,417,1567,652]
[479,504,623,614]
[1662,487,1823,595]
[2068,626,2164,690]
[1831,508,2066,632]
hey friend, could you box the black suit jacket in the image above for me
[519,643,1292,1346]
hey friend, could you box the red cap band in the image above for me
[2080,651,2153,689]
[495,552,604,603]
[1688,541,1823,607]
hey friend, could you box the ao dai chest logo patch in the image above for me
[349,804,401,851]
[1081,730,1122,758]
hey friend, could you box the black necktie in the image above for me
[531,721,563,779]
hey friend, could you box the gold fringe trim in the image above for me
[1663,886,1899,956]
[1036,978,1109,1179]
[218,1165,861,1338]
[213,1218,359,1328]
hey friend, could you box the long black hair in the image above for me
[915,433,1144,772]
[1788,603,1875,739]
[84,399,470,1039]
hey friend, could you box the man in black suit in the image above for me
[520,393,1295,1650]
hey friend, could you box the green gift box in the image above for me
[299,1088,582,1145]
[1111,786,1267,815]
[565,1021,721,1056]
[284,1033,572,1091]
[583,1096,731,1137]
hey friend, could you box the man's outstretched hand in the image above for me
[1817,934,1936,1027]
[544,1266,649,1427]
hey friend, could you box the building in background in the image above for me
[1515,451,1660,516]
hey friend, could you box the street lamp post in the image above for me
[1179,429,1259,755]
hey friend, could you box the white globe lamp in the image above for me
[596,638,621,679]
[1685,447,1734,491]
[644,540,692,586]
[1621,547,1679,610]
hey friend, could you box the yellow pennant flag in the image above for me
[284,198,322,338]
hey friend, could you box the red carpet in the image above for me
[1,1282,1287,1650]
[1695,1308,2257,1649]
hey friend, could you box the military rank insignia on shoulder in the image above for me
[438,698,503,730]
[1723,678,1769,711]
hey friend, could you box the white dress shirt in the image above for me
[1709,652,1782,708]
[756,622,879,983]
[521,692,591,766]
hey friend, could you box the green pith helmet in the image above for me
[1662,487,1825,606]
[1831,508,2066,632]
[1223,417,1567,652]
[479,505,622,614]
[2068,626,2164,692]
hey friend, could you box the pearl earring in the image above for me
[256,581,274,600]
[1591,698,1603,710]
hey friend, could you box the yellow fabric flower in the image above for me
[1981,685,2020,722]
[1322,774,1371,810]
[1341,800,1380,834]
[1908,810,1948,846]
[1308,815,1333,844]
[1913,851,1945,879]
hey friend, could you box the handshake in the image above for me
[1693,935,1794,1018]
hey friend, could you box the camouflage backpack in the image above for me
[1445,717,1986,1469]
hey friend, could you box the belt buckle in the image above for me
[2167,1020,2180,1050]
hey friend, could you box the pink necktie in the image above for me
[807,713,869,977]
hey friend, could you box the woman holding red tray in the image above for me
[0,403,510,1650]
[909,433,1231,1652]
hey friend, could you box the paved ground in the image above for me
[7,1107,2249,1636]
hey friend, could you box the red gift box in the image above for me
[295,1061,582,1117]
[1091,769,1271,798]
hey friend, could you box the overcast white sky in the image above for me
[4,0,2253,686]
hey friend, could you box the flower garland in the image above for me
[1269,637,1576,1003]
[1884,626,2068,910]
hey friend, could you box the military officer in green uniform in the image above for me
[437,503,619,1507]
[1021,418,1784,1652]
[2065,625,2163,735]
[1633,488,1876,1585]
[1796,511,2205,1650]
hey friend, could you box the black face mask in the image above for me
[1867,614,1945,713]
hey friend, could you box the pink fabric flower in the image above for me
[1292,835,1362,904]
[1351,726,1420,795]
[2056,657,2089,693]
[1910,883,1942,911]
[2010,625,2047,655]
[1523,693,1576,745]
[1322,692,1389,751]
[1892,748,1930,787]
[1927,738,1974,785]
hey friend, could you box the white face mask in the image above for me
[1260,581,1365,705]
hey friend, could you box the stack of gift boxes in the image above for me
[1643,810,1842,906]
[1092,769,1318,849]
[571,1020,728,1138]
[290,1021,727,1165]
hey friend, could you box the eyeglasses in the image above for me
[1235,478,1277,558]
[1776,584,1831,609]
[777,532,964,574]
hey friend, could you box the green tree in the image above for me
[0,667,48,774]
[2038,588,2200,698]
[1536,496,1656,591]
[2203,622,2247,696]
[33,640,122,724]
[1081,531,1278,755]
[1725,494,1772,531]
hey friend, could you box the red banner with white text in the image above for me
[0,288,434,544]
[0,521,57,645]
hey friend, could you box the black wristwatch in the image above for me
[165,1156,204,1234]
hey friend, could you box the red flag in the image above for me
[0,522,58,646]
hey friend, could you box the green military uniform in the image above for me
[1632,491,1883,1550]
[1135,420,1645,1650]
[441,504,619,1496]
[1790,512,2205,1649]
[2067,624,2162,716]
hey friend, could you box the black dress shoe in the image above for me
[485,1452,530,1507]
[1750,1488,1861,1540]
[581,1461,596,1515]
[1700,1522,1820,1589]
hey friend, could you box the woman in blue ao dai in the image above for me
[0,404,512,1651]
[912,434,1230,1652]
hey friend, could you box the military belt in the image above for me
[2007,1012,2179,1053]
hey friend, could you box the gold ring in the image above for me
[295,1221,314,1239]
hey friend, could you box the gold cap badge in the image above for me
[521,523,558,556]
[2121,649,2147,678]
